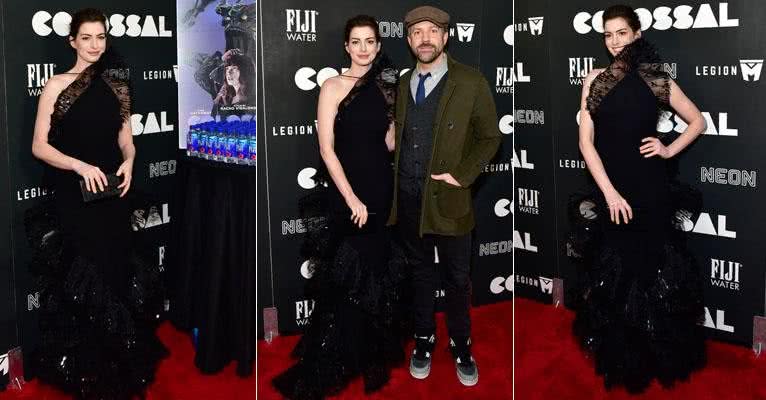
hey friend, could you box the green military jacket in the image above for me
[387,54,502,236]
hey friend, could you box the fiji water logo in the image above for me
[285,9,318,41]
[26,63,56,96]
[295,299,315,326]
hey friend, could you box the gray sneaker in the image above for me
[450,337,478,386]
[409,334,435,379]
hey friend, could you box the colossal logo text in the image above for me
[33,11,172,37]
[658,111,737,137]
[494,199,512,217]
[514,231,537,253]
[574,3,739,34]
[295,67,349,91]
[0,353,7,376]
[702,307,734,332]
[131,204,170,231]
[300,260,314,279]
[677,212,736,238]
[513,149,534,170]
[132,112,174,136]
[490,275,513,294]
[498,114,513,135]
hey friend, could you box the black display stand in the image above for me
[168,152,255,376]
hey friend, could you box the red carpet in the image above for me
[516,297,766,400]
[0,323,256,400]
[258,301,512,399]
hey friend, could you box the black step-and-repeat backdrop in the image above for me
[0,0,178,385]
[258,0,513,335]
[515,0,766,345]
[0,0,11,388]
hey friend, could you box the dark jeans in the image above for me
[397,189,472,339]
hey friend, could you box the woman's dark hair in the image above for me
[343,15,381,43]
[603,4,641,32]
[215,50,256,105]
[69,8,107,38]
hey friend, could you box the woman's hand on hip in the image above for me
[640,137,671,159]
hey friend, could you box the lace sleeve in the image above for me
[337,53,398,123]
[586,38,670,115]
[376,66,399,123]
[586,60,627,115]
[102,68,132,122]
[638,64,670,110]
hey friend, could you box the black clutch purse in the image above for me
[79,173,122,202]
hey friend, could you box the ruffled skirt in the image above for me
[272,206,408,399]
[24,199,167,400]
[567,182,706,393]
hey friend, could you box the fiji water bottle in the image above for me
[188,125,199,157]
[247,127,256,166]
[186,124,193,156]
[218,125,228,162]
[209,124,220,161]
[237,129,248,165]
[225,125,236,163]
[199,125,209,159]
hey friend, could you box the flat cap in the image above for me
[404,6,450,30]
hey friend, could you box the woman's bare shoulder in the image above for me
[42,73,77,98]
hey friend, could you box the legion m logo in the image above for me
[454,23,475,42]
[740,59,763,81]
[528,17,544,35]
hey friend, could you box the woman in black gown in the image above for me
[28,8,166,399]
[272,15,404,399]
[570,5,708,394]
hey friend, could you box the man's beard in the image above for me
[414,44,443,64]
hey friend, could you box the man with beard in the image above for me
[388,5,501,387]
